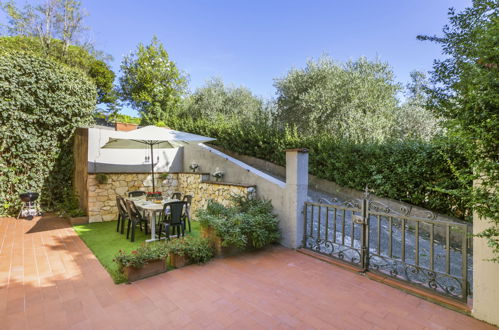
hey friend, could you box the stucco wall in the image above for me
[87,172,255,223]
[183,144,289,241]
[472,184,499,325]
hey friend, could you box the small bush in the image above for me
[114,243,168,270]
[95,173,109,184]
[197,198,280,249]
[164,236,214,264]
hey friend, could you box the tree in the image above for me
[391,71,444,141]
[119,36,187,124]
[274,56,400,142]
[0,35,115,104]
[182,78,267,123]
[418,0,498,259]
[0,1,116,104]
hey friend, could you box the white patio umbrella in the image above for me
[101,125,215,192]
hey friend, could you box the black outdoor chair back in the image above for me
[171,192,182,200]
[115,196,128,233]
[124,200,148,242]
[159,201,187,238]
[128,190,146,198]
[182,194,193,205]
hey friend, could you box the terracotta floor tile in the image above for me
[0,216,494,330]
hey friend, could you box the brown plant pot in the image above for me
[201,226,244,257]
[123,259,167,282]
[168,253,190,268]
[68,216,89,226]
[115,122,138,132]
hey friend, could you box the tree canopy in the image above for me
[119,36,187,125]
[182,78,268,123]
[273,56,400,142]
[419,0,498,259]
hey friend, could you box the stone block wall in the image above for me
[87,172,256,222]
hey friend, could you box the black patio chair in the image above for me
[171,192,182,200]
[125,200,149,242]
[116,196,129,234]
[128,190,146,198]
[182,194,193,232]
[158,201,187,239]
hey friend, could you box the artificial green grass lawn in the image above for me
[73,220,201,283]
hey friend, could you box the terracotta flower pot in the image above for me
[168,253,190,268]
[123,259,167,282]
[201,226,243,258]
[68,216,89,226]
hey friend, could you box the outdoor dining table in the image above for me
[126,197,178,242]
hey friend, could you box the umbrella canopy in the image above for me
[101,125,215,192]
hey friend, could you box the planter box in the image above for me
[123,259,167,282]
[201,226,244,257]
[68,216,89,226]
[115,122,138,132]
[168,253,190,268]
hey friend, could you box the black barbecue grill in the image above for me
[17,192,41,220]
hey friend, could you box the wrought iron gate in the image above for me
[302,194,469,302]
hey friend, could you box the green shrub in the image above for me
[170,115,469,219]
[197,198,280,249]
[0,51,96,216]
[114,243,168,270]
[95,173,109,184]
[55,187,86,217]
[164,236,214,264]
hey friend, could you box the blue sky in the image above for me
[6,1,471,116]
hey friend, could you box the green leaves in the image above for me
[0,52,96,215]
[119,36,187,125]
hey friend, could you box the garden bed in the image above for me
[73,220,200,283]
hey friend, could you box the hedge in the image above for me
[0,52,96,215]
[169,116,469,219]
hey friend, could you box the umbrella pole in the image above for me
[150,144,155,192]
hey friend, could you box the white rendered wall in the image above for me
[87,127,183,173]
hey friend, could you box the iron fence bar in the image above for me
[317,206,321,242]
[310,206,314,239]
[377,215,381,255]
[415,221,419,266]
[388,216,393,258]
[445,225,450,274]
[430,223,434,271]
[401,219,406,262]
[361,197,368,271]
[325,207,329,242]
[342,209,346,246]
[333,208,337,243]
[462,225,468,298]
[302,204,308,247]
[350,211,355,248]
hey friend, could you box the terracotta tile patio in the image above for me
[0,215,495,329]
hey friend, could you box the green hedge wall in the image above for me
[169,117,469,219]
[0,52,96,216]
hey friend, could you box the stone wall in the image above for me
[87,172,255,222]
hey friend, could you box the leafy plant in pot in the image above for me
[114,243,169,282]
[95,173,109,184]
[165,236,214,268]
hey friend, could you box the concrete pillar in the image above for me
[282,148,309,248]
[472,210,499,326]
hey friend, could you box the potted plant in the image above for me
[146,191,162,201]
[95,173,108,184]
[212,168,224,182]
[165,236,214,268]
[189,161,199,173]
[197,198,280,257]
[112,114,141,131]
[114,243,169,282]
